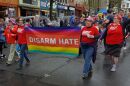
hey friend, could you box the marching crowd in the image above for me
[0,17,30,70]
[0,9,130,79]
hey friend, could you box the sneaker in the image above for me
[110,65,117,72]
[82,73,88,79]
[123,47,127,50]
[89,66,93,73]
[15,57,20,62]
[25,61,30,66]
[6,63,11,66]
[0,54,6,59]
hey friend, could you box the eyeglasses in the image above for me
[18,21,23,23]
[19,20,23,21]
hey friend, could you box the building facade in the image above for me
[18,0,40,16]
[87,0,109,14]
[68,0,75,15]
[57,0,68,18]
[121,0,130,13]
[100,0,109,9]
[40,0,50,16]
[0,0,19,18]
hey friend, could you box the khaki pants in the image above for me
[7,44,16,64]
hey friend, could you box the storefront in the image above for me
[19,0,40,16]
[20,7,39,16]
[0,0,18,18]
[57,4,68,18]
[40,0,49,16]
[52,2,58,19]
[68,6,75,15]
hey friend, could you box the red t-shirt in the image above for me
[17,25,27,44]
[106,23,124,45]
[4,25,18,44]
[81,26,99,43]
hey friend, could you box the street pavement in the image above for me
[0,38,130,86]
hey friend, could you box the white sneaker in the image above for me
[123,47,127,50]
[111,65,117,72]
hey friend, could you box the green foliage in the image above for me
[109,0,122,8]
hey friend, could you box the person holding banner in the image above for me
[81,16,100,79]
[16,18,30,70]
[4,18,18,65]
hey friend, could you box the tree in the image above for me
[109,0,122,9]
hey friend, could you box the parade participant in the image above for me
[119,10,128,50]
[0,18,6,58]
[73,17,84,57]
[119,10,128,23]
[25,19,32,27]
[79,17,86,27]
[103,15,124,72]
[16,18,30,70]
[81,16,100,79]
[99,10,114,54]
[69,13,75,26]
[73,17,80,26]
[4,18,18,65]
[15,43,20,62]
[0,18,7,48]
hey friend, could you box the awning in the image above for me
[0,2,17,7]
[21,7,40,11]
[41,10,49,13]
[41,10,56,13]
[19,4,40,9]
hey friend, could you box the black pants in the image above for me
[0,42,3,54]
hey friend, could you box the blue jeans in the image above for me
[81,43,94,74]
[16,44,20,57]
[16,44,20,51]
[19,44,29,67]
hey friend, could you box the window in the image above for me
[23,0,38,5]
[23,0,32,4]
[127,3,129,7]
[32,0,38,5]
[122,4,125,7]
[59,0,62,3]
[65,0,67,4]
[57,0,59,2]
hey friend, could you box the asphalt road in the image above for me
[0,38,130,86]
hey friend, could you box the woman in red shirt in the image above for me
[105,15,124,72]
[4,18,18,65]
[81,16,100,79]
[16,18,30,70]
